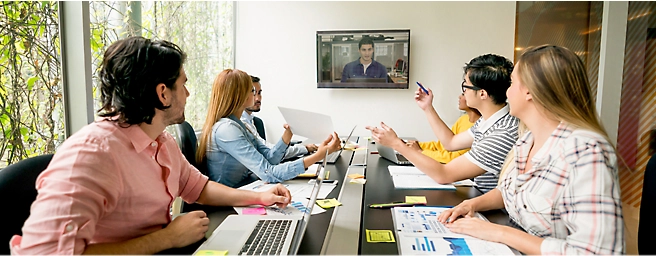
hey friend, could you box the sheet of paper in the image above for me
[316,198,342,208]
[397,232,514,255]
[392,207,484,234]
[349,178,366,184]
[452,179,477,186]
[365,229,396,243]
[405,196,427,204]
[388,166,477,187]
[278,107,334,141]
[239,180,336,199]
[392,175,456,190]
[234,197,326,216]
[388,166,425,176]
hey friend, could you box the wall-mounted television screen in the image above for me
[317,29,410,89]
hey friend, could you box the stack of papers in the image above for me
[391,207,514,255]
[388,166,477,190]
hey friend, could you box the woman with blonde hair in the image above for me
[437,45,624,254]
[197,69,340,188]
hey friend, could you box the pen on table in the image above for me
[416,82,429,94]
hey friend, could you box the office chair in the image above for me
[0,154,54,255]
[639,153,656,254]
[253,116,266,140]
[175,121,198,167]
[173,121,210,215]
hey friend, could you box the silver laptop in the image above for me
[320,125,356,164]
[194,152,329,255]
[376,144,413,165]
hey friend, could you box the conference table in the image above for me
[185,137,515,255]
[359,140,516,254]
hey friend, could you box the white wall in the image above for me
[236,1,516,142]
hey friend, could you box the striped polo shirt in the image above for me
[464,105,519,192]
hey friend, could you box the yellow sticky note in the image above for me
[405,196,427,204]
[195,250,228,255]
[316,198,342,209]
[347,173,365,179]
[366,229,396,243]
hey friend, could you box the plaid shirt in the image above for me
[498,122,624,254]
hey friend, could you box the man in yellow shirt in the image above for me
[406,93,481,163]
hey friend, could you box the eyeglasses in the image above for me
[461,80,482,92]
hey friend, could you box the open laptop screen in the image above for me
[288,149,328,254]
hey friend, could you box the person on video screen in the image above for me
[341,37,388,82]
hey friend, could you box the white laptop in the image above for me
[376,144,413,165]
[194,152,329,255]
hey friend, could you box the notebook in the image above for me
[376,144,412,165]
[194,152,329,255]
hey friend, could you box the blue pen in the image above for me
[416,82,429,94]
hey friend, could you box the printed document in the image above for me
[392,207,514,255]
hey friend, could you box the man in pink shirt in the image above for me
[10,36,292,255]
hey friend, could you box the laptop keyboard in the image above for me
[239,219,293,255]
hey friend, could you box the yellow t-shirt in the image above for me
[417,114,475,163]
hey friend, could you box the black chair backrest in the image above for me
[253,116,266,140]
[0,154,53,255]
[175,121,208,176]
[176,121,198,166]
[639,153,656,254]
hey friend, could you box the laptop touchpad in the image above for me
[206,230,246,250]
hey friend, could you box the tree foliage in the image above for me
[0,1,234,167]
[0,1,63,167]
[90,1,234,131]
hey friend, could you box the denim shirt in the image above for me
[240,111,308,160]
[205,114,305,187]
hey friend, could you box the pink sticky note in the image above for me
[243,207,267,215]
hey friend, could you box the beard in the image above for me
[170,112,186,125]
[246,101,261,112]
[165,99,186,125]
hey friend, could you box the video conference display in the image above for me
[316,29,410,89]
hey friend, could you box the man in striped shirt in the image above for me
[367,54,518,192]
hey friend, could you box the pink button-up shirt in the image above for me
[10,120,209,254]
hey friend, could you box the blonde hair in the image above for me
[196,69,253,163]
[516,45,613,145]
[498,45,616,184]
[498,122,527,184]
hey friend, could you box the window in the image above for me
[0,2,64,167]
[89,1,235,131]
